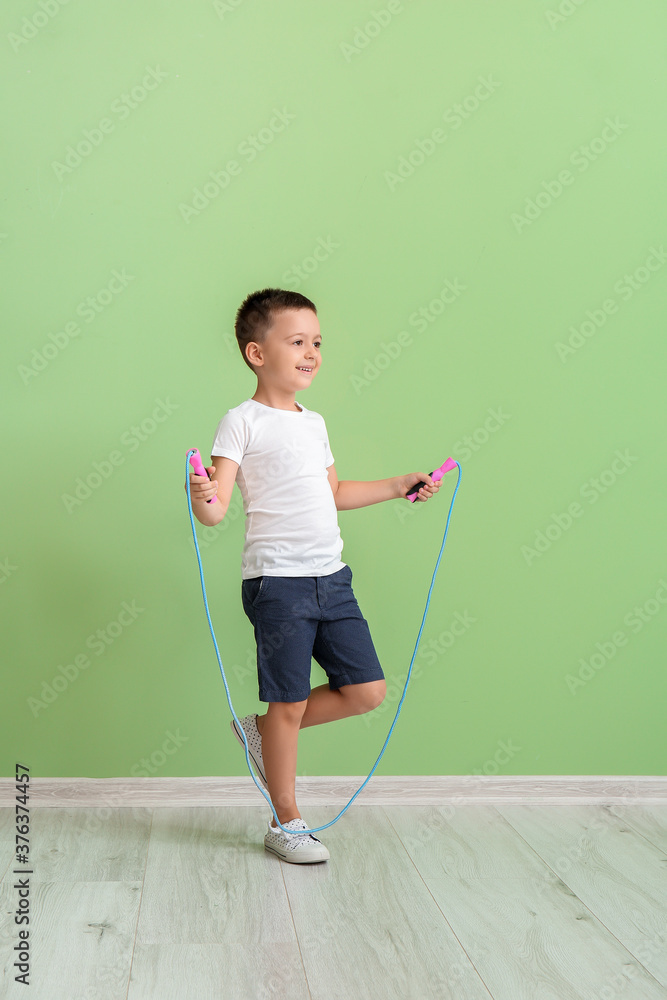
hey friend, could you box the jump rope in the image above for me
[185,447,462,836]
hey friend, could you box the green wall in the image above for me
[3,1,666,780]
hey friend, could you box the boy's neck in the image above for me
[251,386,303,412]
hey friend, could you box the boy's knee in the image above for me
[268,699,308,723]
[347,679,386,713]
[369,678,386,710]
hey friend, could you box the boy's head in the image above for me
[235,288,322,389]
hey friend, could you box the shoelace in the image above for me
[270,820,316,849]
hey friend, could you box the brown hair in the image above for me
[234,288,317,373]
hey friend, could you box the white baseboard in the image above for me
[1,775,666,807]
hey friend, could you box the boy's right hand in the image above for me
[185,464,218,504]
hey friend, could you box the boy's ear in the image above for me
[246,342,261,367]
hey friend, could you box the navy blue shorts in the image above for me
[241,564,385,703]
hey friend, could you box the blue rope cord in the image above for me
[185,450,461,836]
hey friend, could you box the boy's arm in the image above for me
[328,464,403,510]
[327,464,440,510]
[187,455,238,526]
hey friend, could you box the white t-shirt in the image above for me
[210,398,346,579]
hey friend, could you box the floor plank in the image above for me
[613,804,667,853]
[0,879,140,1000]
[21,806,152,882]
[127,942,310,1000]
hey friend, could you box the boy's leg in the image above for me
[297,679,386,729]
[257,699,308,824]
[257,680,385,732]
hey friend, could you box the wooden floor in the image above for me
[1,803,666,999]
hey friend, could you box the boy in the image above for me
[187,288,441,864]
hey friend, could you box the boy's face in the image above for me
[248,308,322,388]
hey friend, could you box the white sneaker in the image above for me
[264,817,330,864]
[230,713,268,790]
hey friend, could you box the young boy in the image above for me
[187,288,441,864]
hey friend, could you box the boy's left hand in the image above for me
[399,472,442,502]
